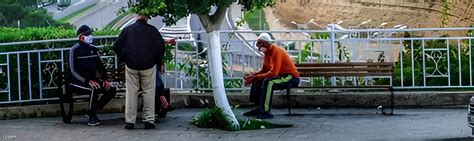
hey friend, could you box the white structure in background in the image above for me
[160,16,194,40]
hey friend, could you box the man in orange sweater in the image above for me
[244,33,300,119]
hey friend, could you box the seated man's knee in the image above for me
[262,78,273,84]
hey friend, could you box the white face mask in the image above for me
[83,35,93,44]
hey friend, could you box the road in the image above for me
[44,0,98,20]
[43,0,128,29]
[70,0,128,29]
[0,108,471,140]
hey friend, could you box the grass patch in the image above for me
[192,106,293,131]
[243,9,269,31]
[58,4,96,23]
[103,12,129,30]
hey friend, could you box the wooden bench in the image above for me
[285,62,394,115]
[56,69,123,123]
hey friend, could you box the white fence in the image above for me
[0,27,473,104]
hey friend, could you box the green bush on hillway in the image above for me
[0,27,120,43]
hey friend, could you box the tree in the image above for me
[125,0,275,130]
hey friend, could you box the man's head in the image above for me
[137,15,150,22]
[256,33,272,53]
[77,25,93,44]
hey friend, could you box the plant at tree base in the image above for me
[192,106,292,131]
[124,0,276,130]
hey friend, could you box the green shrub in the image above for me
[192,106,293,131]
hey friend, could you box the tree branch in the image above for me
[209,5,227,27]
[198,14,212,31]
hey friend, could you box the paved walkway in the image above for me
[0,108,472,141]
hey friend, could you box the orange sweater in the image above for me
[255,44,300,79]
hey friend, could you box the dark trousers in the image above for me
[249,74,300,113]
[155,71,166,113]
[156,71,164,97]
[70,80,117,115]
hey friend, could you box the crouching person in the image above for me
[69,25,117,126]
[243,33,300,119]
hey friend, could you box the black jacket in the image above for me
[113,19,165,70]
[69,42,108,83]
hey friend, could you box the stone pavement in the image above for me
[0,107,472,141]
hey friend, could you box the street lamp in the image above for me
[357,20,372,28]
[396,26,408,30]
[291,19,320,30]
[326,24,346,32]
[336,20,344,25]
[290,21,303,30]
[339,34,349,39]
[379,22,388,28]
[393,24,403,29]
[309,19,324,29]
[371,22,389,38]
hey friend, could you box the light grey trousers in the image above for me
[125,65,156,124]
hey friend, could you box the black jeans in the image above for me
[249,74,300,113]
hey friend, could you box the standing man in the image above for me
[69,25,117,126]
[243,33,300,119]
[113,15,165,130]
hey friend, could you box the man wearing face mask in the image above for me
[69,25,117,126]
[243,33,300,119]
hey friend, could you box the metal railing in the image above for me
[0,27,473,104]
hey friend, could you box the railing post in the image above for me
[329,24,336,86]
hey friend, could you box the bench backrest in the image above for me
[296,62,394,77]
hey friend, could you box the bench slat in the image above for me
[297,67,393,72]
[299,72,393,77]
[297,85,392,88]
[296,62,393,67]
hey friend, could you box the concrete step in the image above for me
[1,91,472,119]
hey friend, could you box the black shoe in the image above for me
[124,123,135,130]
[166,106,176,112]
[256,112,274,119]
[87,115,101,126]
[144,122,155,129]
[243,109,259,116]
[152,117,161,123]
[85,114,102,122]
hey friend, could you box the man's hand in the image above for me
[104,80,112,91]
[88,80,101,89]
[165,39,176,46]
[244,72,254,77]
[160,96,168,109]
[244,73,256,86]
[161,65,165,74]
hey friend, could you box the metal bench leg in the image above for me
[287,86,292,115]
[389,87,394,115]
[383,87,394,115]
[58,85,73,124]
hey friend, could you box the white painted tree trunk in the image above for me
[207,31,240,130]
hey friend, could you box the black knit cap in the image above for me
[76,25,92,36]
